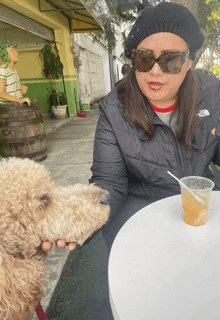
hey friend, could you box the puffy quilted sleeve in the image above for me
[89,97,128,221]
[209,79,220,187]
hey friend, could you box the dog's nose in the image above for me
[99,191,110,205]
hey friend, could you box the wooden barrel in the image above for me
[0,100,47,162]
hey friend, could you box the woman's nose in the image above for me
[149,62,163,76]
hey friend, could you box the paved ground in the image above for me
[31,106,115,320]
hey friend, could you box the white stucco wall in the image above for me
[73,33,111,103]
[111,23,131,83]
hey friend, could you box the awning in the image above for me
[41,0,104,33]
[0,3,54,41]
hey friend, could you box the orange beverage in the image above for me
[181,192,209,226]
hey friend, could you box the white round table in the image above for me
[108,191,220,320]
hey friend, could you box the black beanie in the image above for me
[125,2,204,60]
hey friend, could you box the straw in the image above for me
[167,171,208,207]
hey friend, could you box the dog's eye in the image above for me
[40,195,50,207]
[41,199,48,207]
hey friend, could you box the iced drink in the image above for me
[180,176,214,226]
[181,191,209,226]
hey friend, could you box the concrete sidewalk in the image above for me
[42,106,99,186]
[32,106,102,320]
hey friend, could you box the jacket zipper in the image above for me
[152,112,186,178]
[163,125,186,178]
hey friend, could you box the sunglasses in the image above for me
[131,48,190,74]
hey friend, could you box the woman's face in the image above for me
[135,32,193,107]
[7,47,18,64]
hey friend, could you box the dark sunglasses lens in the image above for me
[161,52,184,74]
[132,50,187,74]
[133,51,153,72]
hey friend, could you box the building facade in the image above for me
[73,33,111,109]
[0,0,103,116]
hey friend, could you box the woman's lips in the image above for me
[148,81,164,91]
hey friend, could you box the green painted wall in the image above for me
[20,76,79,115]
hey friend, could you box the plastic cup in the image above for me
[180,176,214,226]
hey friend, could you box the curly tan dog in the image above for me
[0,157,110,320]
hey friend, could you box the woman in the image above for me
[0,41,31,105]
[43,2,220,251]
[88,2,220,249]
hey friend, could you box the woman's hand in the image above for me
[211,128,216,135]
[20,97,31,105]
[0,79,30,105]
[41,240,77,252]
[20,85,28,94]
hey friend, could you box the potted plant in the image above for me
[47,90,67,119]
[39,40,68,119]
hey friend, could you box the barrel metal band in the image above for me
[18,147,47,159]
[0,117,43,127]
[0,148,47,161]
[0,133,46,144]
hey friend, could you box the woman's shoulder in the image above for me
[0,63,7,69]
[195,71,220,117]
[195,70,220,94]
[101,88,120,105]
[0,64,8,73]
[100,88,124,113]
[98,88,129,130]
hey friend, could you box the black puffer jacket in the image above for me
[90,72,220,234]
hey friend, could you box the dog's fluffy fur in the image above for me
[0,157,110,320]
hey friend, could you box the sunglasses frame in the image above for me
[131,48,190,74]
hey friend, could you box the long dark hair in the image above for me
[116,67,200,149]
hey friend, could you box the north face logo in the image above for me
[197,109,210,117]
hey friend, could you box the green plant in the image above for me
[212,64,220,76]
[39,41,66,107]
[47,90,67,113]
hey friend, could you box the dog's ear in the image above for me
[0,252,47,320]
[0,232,45,260]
